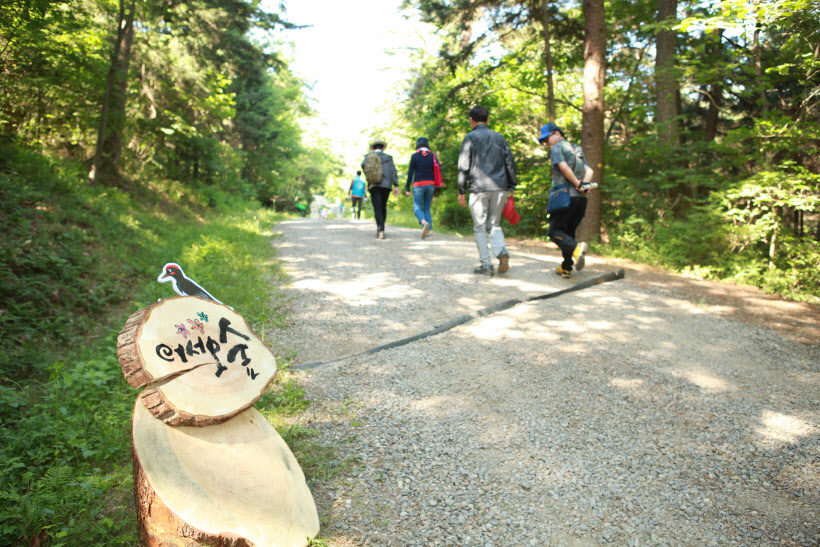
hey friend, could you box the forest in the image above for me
[0,0,818,544]
[389,0,819,302]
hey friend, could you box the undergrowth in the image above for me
[0,143,333,545]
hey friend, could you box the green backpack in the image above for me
[363,152,383,186]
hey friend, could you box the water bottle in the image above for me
[581,182,598,190]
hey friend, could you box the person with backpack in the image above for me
[539,123,594,278]
[348,170,366,219]
[361,139,399,239]
[404,137,438,239]
[457,106,518,276]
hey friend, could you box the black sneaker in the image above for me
[473,265,494,276]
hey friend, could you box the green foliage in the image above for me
[438,201,472,231]
[0,356,137,546]
[397,0,820,302]
[0,140,301,545]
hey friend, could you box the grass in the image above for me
[0,144,347,546]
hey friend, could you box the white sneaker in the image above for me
[421,220,430,239]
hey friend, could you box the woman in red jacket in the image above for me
[404,137,437,239]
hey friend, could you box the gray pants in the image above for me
[469,191,508,267]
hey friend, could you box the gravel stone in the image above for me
[268,218,820,547]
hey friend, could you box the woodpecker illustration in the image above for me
[157,263,223,304]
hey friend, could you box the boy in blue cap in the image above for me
[539,123,593,277]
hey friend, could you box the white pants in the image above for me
[469,191,508,267]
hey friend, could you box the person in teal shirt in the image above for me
[348,170,366,219]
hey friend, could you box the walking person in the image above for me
[404,137,437,239]
[361,139,399,239]
[457,106,518,276]
[539,123,593,278]
[348,170,366,219]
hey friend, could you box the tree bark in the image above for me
[655,0,679,147]
[704,29,724,141]
[132,401,320,547]
[538,0,555,122]
[578,0,606,242]
[91,0,135,185]
[117,296,278,426]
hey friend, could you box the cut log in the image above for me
[117,296,277,425]
[132,399,320,547]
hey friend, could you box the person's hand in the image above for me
[458,194,467,208]
[405,191,411,197]
[393,188,399,196]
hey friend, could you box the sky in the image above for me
[271,0,438,173]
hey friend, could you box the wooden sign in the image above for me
[118,296,278,426]
[118,281,320,546]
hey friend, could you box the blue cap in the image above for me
[538,123,565,142]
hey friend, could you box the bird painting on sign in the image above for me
[157,263,223,304]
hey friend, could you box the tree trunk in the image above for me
[91,0,136,185]
[703,29,724,141]
[539,0,555,122]
[752,1,769,117]
[132,400,320,547]
[578,0,606,243]
[655,0,679,147]
[117,296,279,426]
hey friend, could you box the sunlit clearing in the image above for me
[757,411,817,444]
[669,368,732,392]
[466,316,523,339]
[292,275,423,304]
[610,378,644,389]
[413,395,463,416]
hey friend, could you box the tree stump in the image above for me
[132,400,320,546]
[117,296,278,426]
[118,295,320,546]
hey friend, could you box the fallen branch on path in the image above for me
[295,269,625,370]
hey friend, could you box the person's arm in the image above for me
[388,158,399,195]
[457,137,471,197]
[405,155,415,195]
[557,162,587,192]
[582,165,594,183]
[503,140,517,195]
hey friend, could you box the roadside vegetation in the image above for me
[0,145,344,545]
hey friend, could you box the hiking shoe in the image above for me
[421,220,430,239]
[473,265,494,276]
[497,252,510,274]
[556,266,572,278]
[573,242,589,271]
[377,230,385,239]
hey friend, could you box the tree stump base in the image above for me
[132,400,320,547]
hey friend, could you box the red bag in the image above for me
[433,154,444,188]
[502,196,520,224]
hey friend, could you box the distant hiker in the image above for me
[348,170,366,219]
[404,137,438,239]
[362,139,399,239]
[457,106,518,276]
[539,123,593,278]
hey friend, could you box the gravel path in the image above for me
[267,217,819,547]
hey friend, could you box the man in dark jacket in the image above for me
[361,139,399,239]
[457,106,518,275]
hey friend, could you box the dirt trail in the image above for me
[268,218,819,547]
